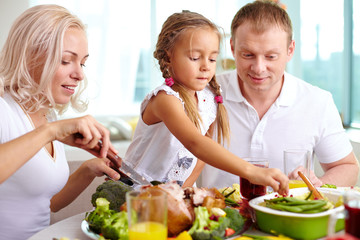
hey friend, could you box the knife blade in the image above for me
[93,142,151,187]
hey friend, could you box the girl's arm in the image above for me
[182,123,215,188]
[145,92,288,195]
[182,159,205,188]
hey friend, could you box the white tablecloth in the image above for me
[29,213,89,240]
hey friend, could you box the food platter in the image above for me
[81,215,253,240]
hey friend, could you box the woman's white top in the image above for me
[124,84,217,186]
[0,93,69,240]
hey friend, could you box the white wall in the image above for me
[0,0,28,49]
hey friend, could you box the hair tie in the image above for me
[165,77,174,87]
[215,95,223,104]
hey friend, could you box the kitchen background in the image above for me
[1,0,359,193]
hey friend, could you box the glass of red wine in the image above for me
[344,191,360,238]
[240,159,269,201]
[328,190,360,238]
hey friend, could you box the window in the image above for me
[352,0,360,127]
[29,0,249,118]
[29,0,360,129]
[286,0,359,128]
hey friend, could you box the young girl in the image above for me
[124,10,288,194]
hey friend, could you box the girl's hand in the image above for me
[248,166,289,196]
[50,115,116,158]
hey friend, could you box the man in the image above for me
[198,0,359,188]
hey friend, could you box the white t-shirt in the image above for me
[0,93,69,240]
[197,70,353,188]
[124,84,217,186]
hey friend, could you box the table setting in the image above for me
[30,149,360,240]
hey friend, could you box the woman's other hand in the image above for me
[82,157,121,180]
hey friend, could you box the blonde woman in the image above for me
[0,5,121,239]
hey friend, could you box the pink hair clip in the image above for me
[215,95,223,104]
[165,77,174,87]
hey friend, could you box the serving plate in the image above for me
[81,214,253,240]
[249,187,345,240]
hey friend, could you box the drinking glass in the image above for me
[284,149,312,188]
[328,190,360,238]
[126,188,167,240]
[344,190,360,238]
[240,159,269,200]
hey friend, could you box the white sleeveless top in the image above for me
[124,84,217,186]
[0,93,69,240]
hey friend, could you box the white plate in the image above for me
[81,220,100,240]
[249,187,344,218]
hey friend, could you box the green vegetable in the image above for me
[85,198,129,240]
[91,180,133,211]
[86,198,115,233]
[101,211,129,240]
[223,208,244,236]
[188,206,231,240]
[242,234,273,240]
[265,197,330,213]
[321,184,337,189]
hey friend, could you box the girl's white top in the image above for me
[0,93,69,240]
[124,84,217,186]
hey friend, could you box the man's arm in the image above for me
[319,152,359,186]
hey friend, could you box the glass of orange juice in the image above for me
[126,188,167,240]
[284,149,312,189]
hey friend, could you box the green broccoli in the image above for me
[188,206,231,240]
[91,180,133,211]
[85,198,130,240]
[223,208,245,237]
[101,211,129,240]
[85,198,116,233]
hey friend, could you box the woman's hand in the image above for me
[81,158,121,180]
[50,115,117,158]
[50,157,121,212]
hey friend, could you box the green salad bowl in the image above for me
[249,187,345,240]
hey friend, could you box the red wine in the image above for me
[240,177,267,200]
[345,200,360,238]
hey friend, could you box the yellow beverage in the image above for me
[129,221,167,240]
[289,180,307,189]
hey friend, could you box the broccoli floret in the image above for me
[86,198,129,240]
[188,206,231,240]
[91,180,133,211]
[86,198,116,233]
[223,208,244,236]
[210,217,230,238]
[101,211,129,240]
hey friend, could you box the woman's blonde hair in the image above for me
[153,10,230,144]
[0,4,88,114]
